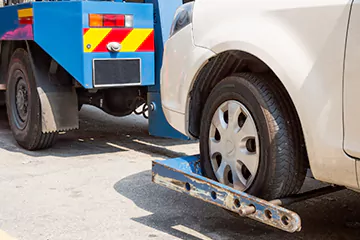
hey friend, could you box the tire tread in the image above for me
[6,48,57,151]
[236,72,307,198]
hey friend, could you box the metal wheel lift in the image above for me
[152,156,344,233]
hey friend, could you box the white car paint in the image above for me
[161,0,360,190]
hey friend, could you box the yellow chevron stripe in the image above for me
[120,29,153,52]
[83,28,112,53]
[18,8,33,18]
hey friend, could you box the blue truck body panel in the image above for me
[0,0,186,140]
[33,2,84,86]
[0,1,155,89]
[80,2,155,87]
[83,52,154,88]
[0,3,34,40]
[146,0,188,140]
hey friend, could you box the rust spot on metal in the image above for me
[170,179,185,188]
[152,159,302,233]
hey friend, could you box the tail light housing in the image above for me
[89,14,133,28]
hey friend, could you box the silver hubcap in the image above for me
[209,100,260,191]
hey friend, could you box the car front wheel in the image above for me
[200,73,307,200]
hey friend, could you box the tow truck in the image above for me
[0,0,345,234]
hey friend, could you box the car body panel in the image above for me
[162,0,360,189]
[343,1,360,186]
[343,1,360,157]
[161,24,215,134]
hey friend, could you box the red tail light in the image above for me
[89,14,133,28]
[103,14,125,27]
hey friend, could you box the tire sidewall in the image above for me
[6,49,41,148]
[200,76,273,198]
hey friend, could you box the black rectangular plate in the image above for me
[93,59,141,87]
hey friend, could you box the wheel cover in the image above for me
[208,100,260,192]
[11,70,29,130]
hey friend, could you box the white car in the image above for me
[161,0,360,200]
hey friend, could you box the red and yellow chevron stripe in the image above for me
[83,28,154,53]
[17,8,33,25]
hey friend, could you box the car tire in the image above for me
[6,48,57,150]
[200,73,307,200]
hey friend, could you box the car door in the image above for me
[343,0,360,185]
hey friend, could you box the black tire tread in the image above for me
[32,132,57,151]
[6,48,57,151]
[234,72,307,198]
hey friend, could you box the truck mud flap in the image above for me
[26,41,79,133]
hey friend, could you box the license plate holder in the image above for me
[93,58,141,87]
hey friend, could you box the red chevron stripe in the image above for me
[136,30,154,52]
[83,28,90,35]
[92,28,132,52]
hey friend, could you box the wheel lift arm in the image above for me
[152,155,344,233]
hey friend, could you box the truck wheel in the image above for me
[6,48,57,150]
[200,73,307,200]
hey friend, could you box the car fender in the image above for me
[191,2,359,188]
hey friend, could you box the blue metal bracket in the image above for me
[146,0,189,140]
[152,155,302,233]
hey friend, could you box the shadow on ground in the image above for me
[114,171,360,240]
[0,105,197,158]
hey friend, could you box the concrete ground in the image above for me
[0,105,359,240]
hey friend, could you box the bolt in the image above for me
[239,205,256,216]
[86,44,91,49]
[149,102,156,111]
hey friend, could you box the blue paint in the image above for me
[32,1,154,88]
[1,1,187,139]
[82,1,154,29]
[153,155,302,232]
[146,0,180,92]
[146,0,189,140]
[153,155,258,200]
[33,2,84,86]
[0,3,34,40]
[155,155,201,174]
[83,52,154,88]
[153,159,230,206]
[148,92,189,139]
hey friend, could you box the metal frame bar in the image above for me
[152,155,346,233]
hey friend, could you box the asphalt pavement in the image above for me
[0,105,359,240]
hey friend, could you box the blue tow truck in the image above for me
[0,0,344,234]
[0,0,186,151]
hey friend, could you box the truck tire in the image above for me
[6,48,57,150]
[199,73,307,200]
